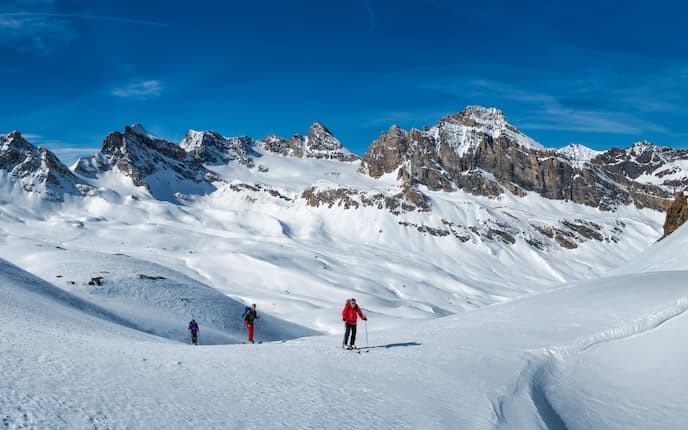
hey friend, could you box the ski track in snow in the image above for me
[492,297,688,430]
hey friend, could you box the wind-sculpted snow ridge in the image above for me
[0,257,143,332]
[493,295,688,430]
[613,212,688,275]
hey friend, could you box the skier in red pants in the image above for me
[342,298,366,349]
[243,303,260,343]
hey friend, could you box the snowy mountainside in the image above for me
[0,157,666,333]
[593,140,688,189]
[363,107,688,211]
[0,242,316,344]
[431,105,545,156]
[1,107,688,428]
[74,124,219,201]
[0,131,90,201]
[180,129,256,167]
[614,214,688,275]
[556,143,603,167]
[258,122,359,162]
[0,107,681,329]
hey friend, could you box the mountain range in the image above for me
[2,106,687,256]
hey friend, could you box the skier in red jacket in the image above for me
[342,298,366,349]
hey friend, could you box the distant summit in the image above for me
[362,106,688,211]
[181,130,255,167]
[0,131,89,201]
[74,125,218,201]
[259,122,359,162]
[2,105,687,213]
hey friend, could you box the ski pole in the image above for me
[365,319,369,349]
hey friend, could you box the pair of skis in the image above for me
[342,345,369,354]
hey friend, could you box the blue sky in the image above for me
[1,0,686,162]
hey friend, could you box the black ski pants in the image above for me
[343,323,357,346]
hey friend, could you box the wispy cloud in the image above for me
[0,14,76,55]
[0,12,166,27]
[111,80,162,100]
[0,8,166,55]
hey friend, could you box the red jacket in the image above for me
[342,303,365,325]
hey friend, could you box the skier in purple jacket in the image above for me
[188,319,199,345]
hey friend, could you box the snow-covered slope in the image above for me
[1,243,317,344]
[613,218,688,275]
[1,106,687,428]
[1,251,687,428]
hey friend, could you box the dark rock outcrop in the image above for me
[301,184,430,214]
[662,188,688,238]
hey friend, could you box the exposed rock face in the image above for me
[260,122,359,162]
[0,131,88,201]
[662,188,688,238]
[260,134,304,158]
[362,106,684,211]
[301,184,430,214]
[180,130,255,167]
[75,125,218,201]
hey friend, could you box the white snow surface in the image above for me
[0,139,685,428]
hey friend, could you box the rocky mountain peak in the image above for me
[630,140,656,151]
[437,105,544,152]
[0,131,86,201]
[362,107,685,211]
[305,122,358,161]
[180,130,255,167]
[1,131,34,153]
[5,130,24,141]
[308,121,331,136]
[452,105,506,124]
[557,144,603,167]
[75,125,218,201]
[259,123,359,162]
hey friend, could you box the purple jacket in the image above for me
[188,321,199,334]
